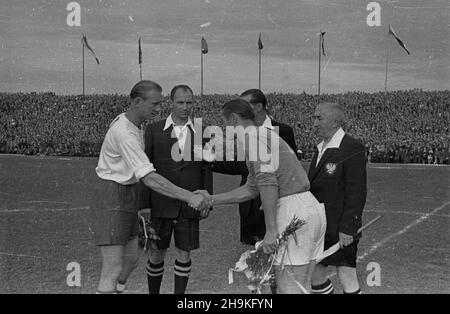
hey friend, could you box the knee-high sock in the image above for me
[311,279,334,294]
[270,279,277,294]
[174,259,191,294]
[146,260,164,294]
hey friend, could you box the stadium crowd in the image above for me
[0,90,449,164]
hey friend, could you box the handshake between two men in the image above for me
[188,190,213,218]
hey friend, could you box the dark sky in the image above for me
[1,0,448,94]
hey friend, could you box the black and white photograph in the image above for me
[0,0,448,297]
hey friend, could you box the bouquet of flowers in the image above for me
[229,216,306,294]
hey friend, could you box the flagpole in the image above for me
[82,39,85,96]
[318,31,322,96]
[384,30,390,98]
[201,47,204,97]
[138,37,143,81]
[258,48,261,90]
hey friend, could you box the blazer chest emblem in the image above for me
[325,162,337,175]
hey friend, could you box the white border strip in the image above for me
[366,209,450,218]
[0,252,44,259]
[328,201,449,279]
[0,206,90,213]
[357,202,450,262]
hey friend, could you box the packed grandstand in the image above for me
[1,89,448,164]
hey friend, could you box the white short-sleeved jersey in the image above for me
[96,113,156,185]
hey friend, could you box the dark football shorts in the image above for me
[150,216,199,252]
[320,238,359,268]
[91,178,140,246]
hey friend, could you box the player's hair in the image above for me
[222,99,255,120]
[170,85,194,101]
[318,102,345,125]
[240,89,267,110]
[130,80,162,100]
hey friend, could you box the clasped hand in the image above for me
[188,190,213,218]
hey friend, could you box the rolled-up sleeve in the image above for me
[115,130,156,180]
[250,130,278,187]
[247,160,278,189]
[254,171,278,187]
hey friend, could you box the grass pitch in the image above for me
[0,155,448,294]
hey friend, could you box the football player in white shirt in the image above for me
[93,80,210,294]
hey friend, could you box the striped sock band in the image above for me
[344,288,362,294]
[146,261,164,277]
[174,259,192,277]
[311,279,334,294]
[147,260,164,294]
[174,259,191,294]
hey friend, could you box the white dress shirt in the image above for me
[262,114,275,130]
[316,127,345,166]
[96,113,156,185]
[163,114,196,153]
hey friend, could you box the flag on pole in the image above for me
[320,31,326,56]
[201,37,208,54]
[258,32,263,50]
[388,25,411,55]
[82,35,99,64]
[138,37,142,64]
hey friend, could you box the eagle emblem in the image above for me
[325,163,336,175]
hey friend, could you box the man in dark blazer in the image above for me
[141,85,212,294]
[308,102,367,294]
[212,89,298,246]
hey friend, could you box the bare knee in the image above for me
[311,264,328,285]
[337,266,359,291]
[176,248,191,263]
[337,266,358,281]
[276,266,309,294]
[101,255,123,281]
[149,248,166,264]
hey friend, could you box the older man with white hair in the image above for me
[308,102,367,294]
